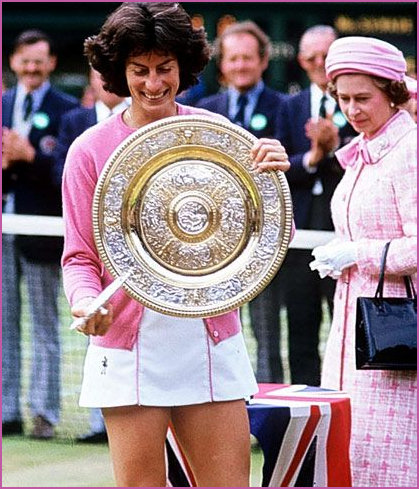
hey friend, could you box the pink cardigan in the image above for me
[62,105,243,350]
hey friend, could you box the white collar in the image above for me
[95,99,130,122]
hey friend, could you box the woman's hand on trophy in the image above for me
[251,138,290,173]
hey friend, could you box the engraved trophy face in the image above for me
[93,115,293,318]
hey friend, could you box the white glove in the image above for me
[309,259,339,279]
[309,239,358,279]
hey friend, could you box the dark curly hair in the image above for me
[84,2,211,97]
[328,76,411,106]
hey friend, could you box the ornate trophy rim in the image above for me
[92,115,293,318]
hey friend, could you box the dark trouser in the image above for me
[2,234,61,425]
[278,248,335,386]
[246,270,283,383]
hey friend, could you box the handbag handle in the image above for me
[375,241,417,300]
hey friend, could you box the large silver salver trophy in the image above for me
[92,115,293,318]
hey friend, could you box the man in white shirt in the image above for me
[53,68,129,443]
[53,68,129,187]
[2,29,78,439]
[277,26,357,386]
[196,21,288,384]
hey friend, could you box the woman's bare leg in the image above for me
[171,400,251,487]
[102,405,171,487]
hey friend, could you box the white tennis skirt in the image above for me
[79,308,258,408]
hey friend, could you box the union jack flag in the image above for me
[166,383,352,487]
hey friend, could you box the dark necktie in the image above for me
[233,94,248,127]
[319,94,327,118]
[23,93,33,121]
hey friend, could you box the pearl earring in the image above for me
[390,102,395,108]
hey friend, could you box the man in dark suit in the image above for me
[54,68,129,187]
[277,26,357,385]
[197,21,287,383]
[53,68,129,443]
[2,29,78,438]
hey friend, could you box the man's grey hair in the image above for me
[299,25,337,53]
[214,20,272,63]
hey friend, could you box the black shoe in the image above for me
[76,431,108,444]
[31,415,54,439]
[2,420,23,436]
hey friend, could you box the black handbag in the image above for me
[355,241,417,370]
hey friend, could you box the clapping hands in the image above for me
[2,127,35,168]
[305,116,339,167]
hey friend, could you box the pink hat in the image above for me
[325,36,417,97]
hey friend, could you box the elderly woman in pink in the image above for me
[310,37,417,487]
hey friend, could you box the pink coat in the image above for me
[321,110,417,487]
[61,105,242,350]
